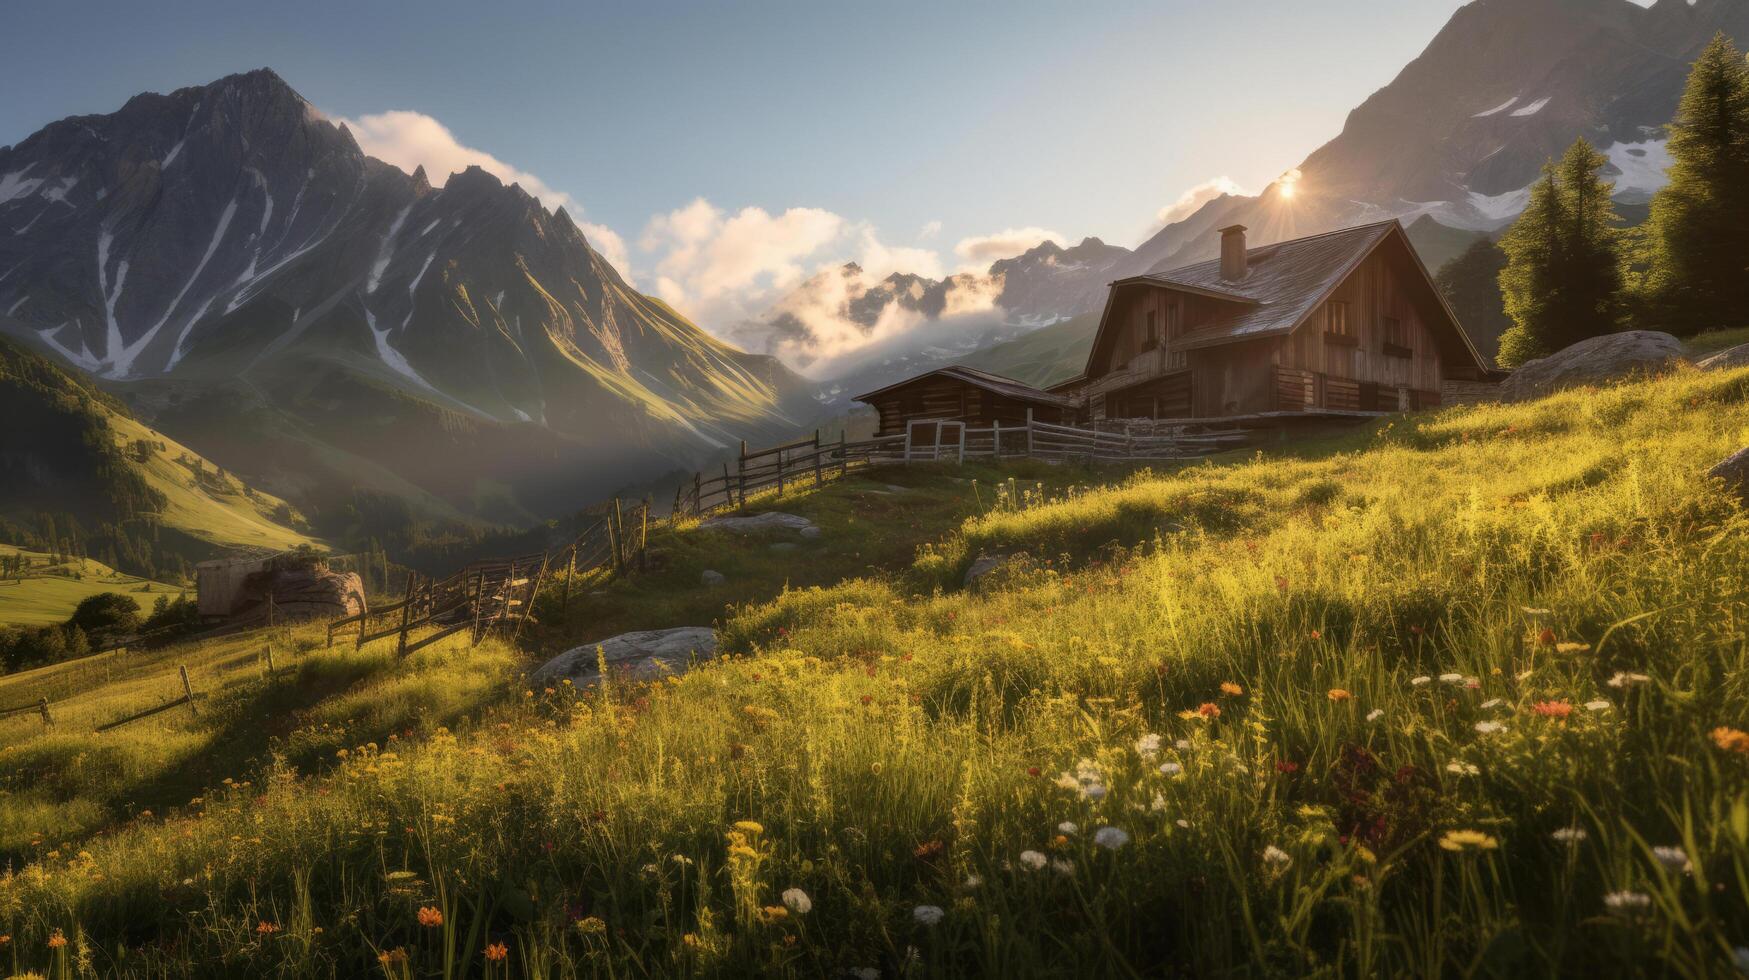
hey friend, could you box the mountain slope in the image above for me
[0,336,315,573]
[0,69,813,520]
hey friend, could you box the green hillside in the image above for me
[0,545,183,626]
[4,363,1749,975]
[0,338,318,588]
[962,310,1100,387]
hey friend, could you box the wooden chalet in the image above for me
[854,365,1078,438]
[1066,220,1489,420]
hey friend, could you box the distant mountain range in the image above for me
[787,0,1746,404]
[0,70,814,527]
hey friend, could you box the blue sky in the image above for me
[1,0,1470,333]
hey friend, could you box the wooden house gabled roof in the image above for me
[1088,219,1485,370]
[853,365,1077,409]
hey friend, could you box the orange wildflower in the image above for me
[1197,702,1221,719]
[1537,628,1557,647]
[485,941,509,962]
[48,929,68,948]
[1532,700,1573,719]
[379,948,409,965]
[417,906,444,928]
[1712,727,1749,755]
[256,921,280,935]
[1220,682,1244,697]
[1327,688,1353,702]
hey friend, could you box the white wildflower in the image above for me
[1159,761,1183,776]
[1603,890,1651,915]
[1174,739,1192,751]
[1584,700,1611,712]
[962,874,983,890]
[1262,845,1293,869]
[1366,708,1384,722]
[782,888,812,914]
[1607,672,1651,689]
[1445,761,1480,776]
[1058,821,1079,835]
[1552,827,1587,843]
[1411,676,1432,687]
[1439,673,1464,685]
[912,904,945,926]
[1652,846,1692,873]
[1053,773,1080,791]
[1480,698,1503,710]
[1475,721,1506,735]
[1175,819,1191,829]
[1134,733,1162,758]
[1150,792,1168,813]
[1094,826,1131,850]
[1018,850,1048,871]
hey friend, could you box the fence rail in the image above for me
[672,415,1250,520]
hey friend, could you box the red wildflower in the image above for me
[1532,700,1573,719]
[1197,702,1221,719]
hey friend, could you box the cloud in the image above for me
[337,109,574,212]
[1155,176,1248,228]
[952,226,1067,267]
[577,221,631,279]
[918,220,943,240]
[640,198,847,322]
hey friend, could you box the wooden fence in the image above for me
[325,498,651,655]
[672,415,1251,518]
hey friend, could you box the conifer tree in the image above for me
[1436,236,1511,364]
[1645,33,1749,336]
[1496,139,1626,366]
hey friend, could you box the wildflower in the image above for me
[1411,676,1432,687]
[1532,700,1574,719]
[1607,672,1651,689]
[1537,627,1557,647]
[1366,708,1384,722]
[1262,845,1293,870]
[1083,783,1108,801]
[484,941,510,961]
[1175,739,1191,750]
[379,948,409,965]
[1094,827,1131,850]
[1051,858,1076,875]
[1445,761,1479,776]
[733,820,765,834]
[1474,721,1507,735]
[1197,702,1221,719]
[1220,681,1243,696]
[1026,766,1041,777]
[1439,673,1464,685]
[1556,642,1589,654]
[1176,819,1191,829]
[962,874,983,890]
[1652,846,1692,874]
[1018,850,1048,871]
[1603,891,1651,915]
[1552,827,1588,844]
[1713,727,1749,755]
[1480,698,1503,710]
[1438,830,1499,852]
[1275,759,1300,774]
[913,905,945,926]
[1585,700,1611,712]
[417,906,444,928]
[760,906,790,923]
[1159,761,1183,776]
[1058,821,1079,835]
[256,921,280,935]
[1327,688,1353,702]
[1134,733,1162,758]
[48,929,68,949]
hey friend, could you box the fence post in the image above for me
[738,441,748,507]
[470,570,486,645]
[1025,408,1034,458]
[611,498,626,573]
[671,483,684,529]
[38,697,51,727]
[179,664,198,717]
[562,546,575,610]
[640,496,651,571]
[777,444,786,496]
[838,432,847,477]
[694,473,703,515]
[396,572,415,658]
[266,592,274,628]
[812,430,823,487]
[264,642,276,675]
[720,463,732,511]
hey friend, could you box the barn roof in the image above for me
[853,365,1077,408]
[1089,219,1484,368]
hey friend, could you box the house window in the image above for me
[1166,302,1181,339]
[1142,310,1159,351]
[1382,315,1412,357]
[1325,300,1356,347]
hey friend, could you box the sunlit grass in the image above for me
[3,366,1749,975]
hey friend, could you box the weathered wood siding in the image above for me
[1271,240,1444,394]
[865,376,1072,436]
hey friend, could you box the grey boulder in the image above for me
[1710,447,1749,503]
[1499,331,1686,402]
[531,627,717,687]
[700,512,818,535]
[701,569,726,587]
[1698,344,1749,371]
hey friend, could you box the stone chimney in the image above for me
[1219,224,1248,280]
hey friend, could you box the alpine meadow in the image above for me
[4,1,1749,977]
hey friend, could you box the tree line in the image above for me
[1438,34,1749,367]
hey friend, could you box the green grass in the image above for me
[4,365,1749,976]
[0,545,185,626]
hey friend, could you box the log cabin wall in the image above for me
[866,375,1071,436]
[1270,240,1444,396]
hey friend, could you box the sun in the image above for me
[1275,167,1304,201]
[1279,182,1296,200]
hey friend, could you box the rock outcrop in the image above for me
[531,627,717,687]
[1499,331,1686,402]
[699,512,818,535]
[230,559,365,622]
[1698,344,1749,371]
[1710,447,1749,504]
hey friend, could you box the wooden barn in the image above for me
[1069,220,1490,420]
[854,366,1078,437]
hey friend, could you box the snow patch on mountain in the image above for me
[1604,139,1671,197]
[366,204,412,295]
[1473,97,1519,117]
[0,169,45,206]
[140,194,238,376]
[1510,96,1552,117]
